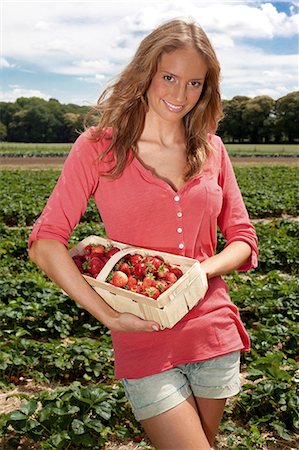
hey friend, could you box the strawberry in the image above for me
[165,271,178,284]
[156,279,168,292]
[84,244,94,256]
[110,270,128,287]
[83,257,105,277]
[127,275,138,290]
[130,254,143,266]
[145,286,160,299]
[157,264,170,279]
[132,261,147,278]
[170,267,183,279]
[105,246,120,258]
[90,257,105,276]
[142,275,157,290]
[90,244,105,255]
[118,262,131,276]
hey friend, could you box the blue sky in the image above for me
[1,0,298,106]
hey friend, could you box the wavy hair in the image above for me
[86,19,223,179]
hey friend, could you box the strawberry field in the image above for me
[0,161,298,449]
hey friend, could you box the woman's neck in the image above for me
[140,111,185,147]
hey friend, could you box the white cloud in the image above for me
[2,1,298,102]
[0,57,15,68]
[0,87,51,102]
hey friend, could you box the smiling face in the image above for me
[146,46,208,124]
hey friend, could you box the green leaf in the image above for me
[272,421,293,440]
[84,419,104,433]
[9,410,27,421]
[94,401,112,420]
[20,399,38,416]
[71,419,85,435]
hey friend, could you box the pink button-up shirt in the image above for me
[29,128,258,379]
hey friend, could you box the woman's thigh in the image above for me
[140,395,211,450]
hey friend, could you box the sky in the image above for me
[1,0,298,106]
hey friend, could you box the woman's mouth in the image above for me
[163,99,184,112]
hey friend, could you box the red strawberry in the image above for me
[165,271,177,284]
[91,244,105,255]
[132,261,147,278]
[170,267,183,279]
[89,257,105,277]
[156,279,168,292]
[127,275,137,290]
[130,254,143,266]
[110,271,128,287]
[157,264,170,279]
[105,246,120,258]
[84,257,105,277]
[84,244,94,255]
[145,286,160,299]
[144,256,157,273]
[118,262,131,276]
[142,275,156,290]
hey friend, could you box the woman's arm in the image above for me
[200,240,252,279]
[29,239,160,332]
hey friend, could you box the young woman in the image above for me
[29,19,258,449]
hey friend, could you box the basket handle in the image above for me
[96,246,137,282]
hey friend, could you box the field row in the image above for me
[0,166,298,228]
[0,142,298,157]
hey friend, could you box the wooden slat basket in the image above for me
[69,236,208,329]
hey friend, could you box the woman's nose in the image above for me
[172,83,187,102]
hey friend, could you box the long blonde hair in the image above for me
[87,19,223,179]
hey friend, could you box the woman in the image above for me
[29,19,258,449]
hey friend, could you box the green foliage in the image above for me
[1,162,298,448]
[1,381,141,449]
[0,278,105,340]
[235,166,299,218]
[0,97,89,143]
[2,92,298,144]
[235,353,298,438]
[227,271,299,360]
[0,169,101,226]
[1,166,298,227]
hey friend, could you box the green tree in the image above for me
[218,96,250,142]
[243,96,275,143]
[275,92,299,143]
[0,121,7,141]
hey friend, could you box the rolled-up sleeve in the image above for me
[28,132,100,249]
[217,139,258,272]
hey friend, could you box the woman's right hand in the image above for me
[108,311,160,333]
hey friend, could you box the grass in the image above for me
[0,142,298,156]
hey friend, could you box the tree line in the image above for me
[0,91,298,144]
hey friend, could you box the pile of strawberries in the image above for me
[72,243,120,277]
[72,243,183,300]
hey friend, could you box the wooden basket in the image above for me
[69,236,208,329]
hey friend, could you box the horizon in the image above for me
[1,0,299,106]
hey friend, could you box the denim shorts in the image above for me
[122,351,241,420]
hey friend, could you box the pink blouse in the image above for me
[28,128,258,379]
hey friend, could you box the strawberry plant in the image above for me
[233,352,299,440]
[0,381,141,449]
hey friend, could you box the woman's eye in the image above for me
[163,75,174,82]
[189,81,202,87]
